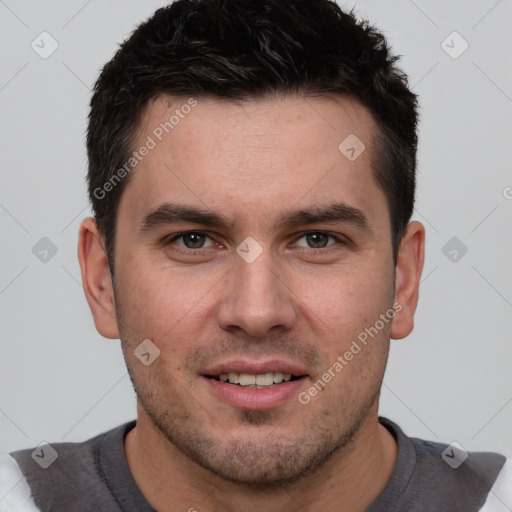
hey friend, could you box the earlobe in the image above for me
[77,217,120,339]
[390,221,425,340]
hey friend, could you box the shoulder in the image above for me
[5,421,136,512]
[375,417,512,511]
[410,435,508,507]
[414,437,512,512]
[479,458,512,512]
[0,451,40,511]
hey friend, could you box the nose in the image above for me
[216,248,298,339]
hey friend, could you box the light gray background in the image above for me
[1,0,511,458]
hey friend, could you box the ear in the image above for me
[77,217,120,339]
[390,221,425,340]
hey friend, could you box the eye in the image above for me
[293,231,345,249]
[167,231,216,250]
[165,230,347,254]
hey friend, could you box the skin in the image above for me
[78,94,425,512]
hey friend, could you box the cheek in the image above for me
[115,254,165,317]
[115,266,169,337]
[294,262,393,346]
[114,255,224,349]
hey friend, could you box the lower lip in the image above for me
[203,376,307,410]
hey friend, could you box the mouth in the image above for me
[201,363,309,410]
[204,371,304,389]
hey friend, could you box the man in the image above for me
[2,0,510,510]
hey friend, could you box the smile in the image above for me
[206,372,302,389]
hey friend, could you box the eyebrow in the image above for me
[140,202,372,233]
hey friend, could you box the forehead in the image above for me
[120,93,387,234]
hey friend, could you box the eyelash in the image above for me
[166,230,348,254]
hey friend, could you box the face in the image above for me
[111,94,397,486]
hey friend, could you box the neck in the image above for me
[125,403,397,512]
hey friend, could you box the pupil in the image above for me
[184,233,204,248]
[182,233,328,249]
[307,232,327,248]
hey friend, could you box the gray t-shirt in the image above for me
[9,417,507,511]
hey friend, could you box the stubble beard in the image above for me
[114,281,388,490]
[125,358,382,490]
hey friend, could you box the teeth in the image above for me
[273,372,284,384]
[216,372,297,387]
[239,373,256,386]
[228,372,239,384]
[255,373,273,386]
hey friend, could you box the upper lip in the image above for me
[201,360,309,377]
